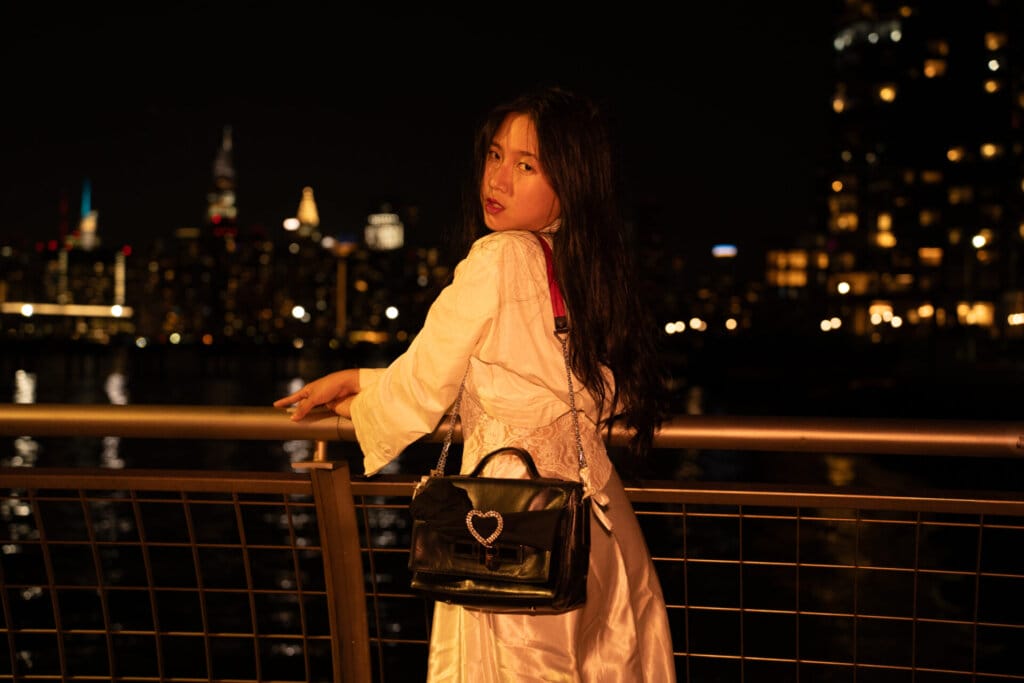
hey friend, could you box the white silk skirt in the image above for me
[424,464,676,682]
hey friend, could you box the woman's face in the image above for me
[480,113,561,232]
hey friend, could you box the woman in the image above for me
[275,85,675,681]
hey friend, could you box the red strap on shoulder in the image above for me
[536,234,568,332]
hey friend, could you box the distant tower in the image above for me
[80,176,92,218]
[77,177,99,251]
[206,125,238,237]
[296,186,320,238]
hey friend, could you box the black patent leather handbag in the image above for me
[407,234,591,613]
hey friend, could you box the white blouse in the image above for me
[350,229,611,489]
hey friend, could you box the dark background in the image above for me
[2,3,836,261]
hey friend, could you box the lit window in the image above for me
[875,232,896,248]
[918,247,943,266]
[984,79,1001,94]
[877,212,892,230]
[923,59,947,78]
[776,250,808,269]
[781,271,807,287]
[878,85,897,102]
[980,143,1001,158]
[832,95,846,113]
[834,212,859,232]
[831,180,844,192]
[957,302,994,326]
[987,59,1000,72]
[946,147,965,162]
[985,32,1007,51]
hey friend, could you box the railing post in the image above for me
[307,456,372,683]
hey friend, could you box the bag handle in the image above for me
[433,232,588,479]
[466,447,544,478]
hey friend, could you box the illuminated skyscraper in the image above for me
[823,0,1023,340]
[295,186,320,239]
[77,177,99,252]
[207,125,238,240]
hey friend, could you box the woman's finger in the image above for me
[273,387,311,409]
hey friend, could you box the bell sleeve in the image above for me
[350,237,502,476]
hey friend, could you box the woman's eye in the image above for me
[486,149,500,162]
[517,161,534,173]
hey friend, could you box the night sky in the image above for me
[2,4,837,265]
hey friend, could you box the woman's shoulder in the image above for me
[457,231,547,293]
[469,230,544,261]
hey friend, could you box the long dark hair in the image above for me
[456,85,668,458]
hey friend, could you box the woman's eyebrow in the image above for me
[489,142,538,159]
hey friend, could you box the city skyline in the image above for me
[2,4,836,261]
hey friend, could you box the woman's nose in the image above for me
[488,166,510,193]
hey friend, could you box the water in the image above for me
[3,335,1022,488]
[2,339,341,471]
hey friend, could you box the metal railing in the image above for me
[2,404,1023,682]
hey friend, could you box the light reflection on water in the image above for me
[3,340,1022,486]
[10,369,39,468]
[0,343,404,677]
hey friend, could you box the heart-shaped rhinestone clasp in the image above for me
[465,509,503,547]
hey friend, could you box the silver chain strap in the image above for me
[435,366,468,476]
[558,331,587,471]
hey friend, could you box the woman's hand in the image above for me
[273,369,361,421]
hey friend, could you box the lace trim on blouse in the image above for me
[457,389,612,492]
